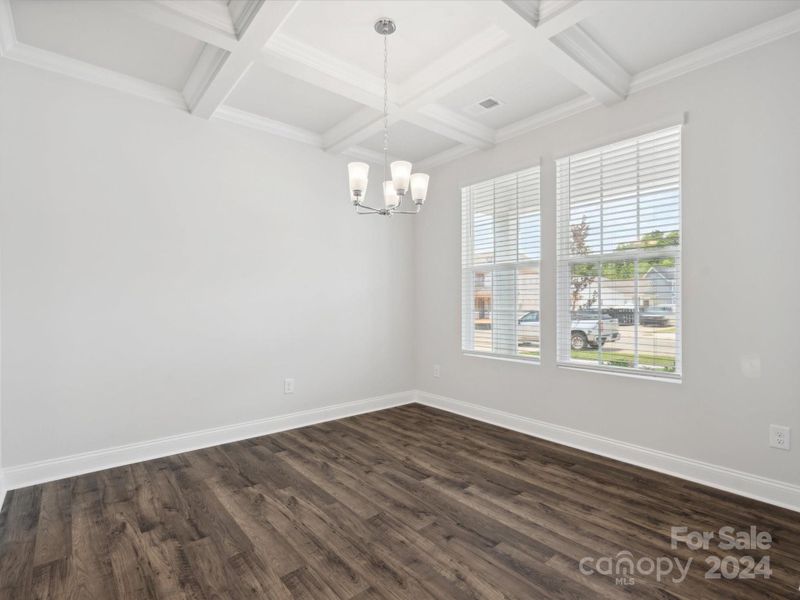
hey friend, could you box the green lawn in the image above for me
[571,349,676,370]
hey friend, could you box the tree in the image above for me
[570,217,597,311]
[602,230,680,280]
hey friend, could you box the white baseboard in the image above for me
[4,388,798,514]
[2,391,415,491]
[415,390,800,513]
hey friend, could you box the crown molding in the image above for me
[496,94,598,143]
[0,0,17,56]
[214,105,322,146]
[181,44,229,113]
[416,143,481,172]
[456,7,800,163]
[116,0,237,51]
[630,8,800,94]
[410,104,496,149]
[3,42,187,109]
[155,0,236,35]
[228,0,264,37]
[502,0,539,26]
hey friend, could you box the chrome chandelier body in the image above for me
[346,19,429,216]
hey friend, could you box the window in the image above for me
[556,126,681,378]
[462,167,540,361]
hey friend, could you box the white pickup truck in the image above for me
[517,310,620,350]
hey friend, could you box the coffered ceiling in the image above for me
[1,0,799,169]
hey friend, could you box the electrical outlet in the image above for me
[284,378,295,394]
[769,425,791,450]
[433,364,441,378]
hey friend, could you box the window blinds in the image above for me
[556,125,681,377]
[462,167,540,361]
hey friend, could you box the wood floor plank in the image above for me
[1,404,798,599]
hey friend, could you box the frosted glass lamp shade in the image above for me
[347,162,369,198]
[390,161,412,195]
[383,180,399,209]
[410,173,430,203]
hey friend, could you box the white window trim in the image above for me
[461,166,541,364]
[555,125,683,379]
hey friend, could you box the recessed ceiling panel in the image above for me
[279,0,499,83]
[225,63,372,134]
[439,55,585,129]
[11,0,205,89]
[361,121,456,163]
[581,0,800,74]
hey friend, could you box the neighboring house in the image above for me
[569,266,677,313]
[570,276,637,311]
[639,266,678,307]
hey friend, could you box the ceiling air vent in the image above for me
[464,97,503,116]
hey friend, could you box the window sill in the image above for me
[557,362,681,383]
[463,351,540,366]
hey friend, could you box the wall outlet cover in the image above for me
[769,425,790,450]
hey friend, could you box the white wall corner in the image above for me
[2,390,416,491]
[414,390,800,514]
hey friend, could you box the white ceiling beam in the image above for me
[214,105,321,146]
[322,106,393,154]
[213,106,394,165]
[545,25,630,103]
[115,0,237,51]
[322,26,514,153]
[406,105,495,149]
[185,0,298,119]
[262,32,392,112]
[497,0,630,105]
[417,7,800,170]
[261,32,498,151]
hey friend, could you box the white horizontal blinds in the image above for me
[462,167,540,360]
[556,126,681,377]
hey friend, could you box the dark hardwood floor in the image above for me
[0,404,798,599]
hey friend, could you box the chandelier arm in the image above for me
[354,203,384,214]
[389,205,421,215]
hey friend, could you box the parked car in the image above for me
[517,310,540,346]
[570,310,621,350]
[639,305,675,327]
[516,310,620,350]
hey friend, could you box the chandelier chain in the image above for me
[383,31,389,184]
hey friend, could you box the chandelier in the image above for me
[347,19,429,216]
